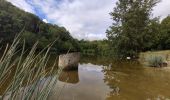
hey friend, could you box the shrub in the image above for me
[146,55,165,67]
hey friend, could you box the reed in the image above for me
[0,35,62,100]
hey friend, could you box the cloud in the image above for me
[7,0,35,13]
[43,19,48,23]
[30,0,115,40]
[7,0,115,40]
[153,0,170,19]
[6,0,170,40]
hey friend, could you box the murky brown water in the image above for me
[48,57,170,100]
[1,56,170,100]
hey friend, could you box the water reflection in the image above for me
[59,70,79,84]
[2,56,170,100]
[49,63,109,100]
[102,61,170,100]
[53,57,170,100]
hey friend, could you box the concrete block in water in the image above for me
[58,52,80,70]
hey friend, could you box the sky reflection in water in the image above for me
[49,58,170,100]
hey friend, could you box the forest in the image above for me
[0,0,80,54]
[1,0,170,59]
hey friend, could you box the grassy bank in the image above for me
[139,50,170,67]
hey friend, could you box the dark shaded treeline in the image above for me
[0,0,80,54]
[78,40,114,57]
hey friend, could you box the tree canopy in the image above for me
[106,0,160,58]
[0,0,80,54]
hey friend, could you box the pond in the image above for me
[1,56,170,100]
[49,56,170,100]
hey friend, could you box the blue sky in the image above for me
[7,0,170,40]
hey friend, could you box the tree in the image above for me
[0,0,80,53]
[143,18,161,50]
[158,16,170,49]
[106,0,159,58]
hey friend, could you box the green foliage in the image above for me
[79,1,170,58]
[79,40,114,57]
[158,16,170,49]
[0,1,79,54]
[106,0,160,59]
[143,18,161,50]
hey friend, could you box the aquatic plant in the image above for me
[146,55,165,67]
[0,34,62,100]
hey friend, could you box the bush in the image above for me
[146,55,165,67]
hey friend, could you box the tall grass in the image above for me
[146,55,165,67]
[0,35,62,100]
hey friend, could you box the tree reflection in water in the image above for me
[102,61,141,100]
